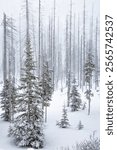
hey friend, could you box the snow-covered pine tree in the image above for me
[9,37,44,149]
[0,79,16,122]
[0,79,10,121]
[77,120,84,130]
[42,61,53,122]
[42,61,53,108]
[56,105,70,128]
[84,52,95,115]
[70,78,82,112]
[9,0,44,148]
[10,82,17,122]
[67,71,71,107]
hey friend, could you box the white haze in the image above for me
[0,0,99,79]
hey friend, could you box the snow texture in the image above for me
[0,84,100,150]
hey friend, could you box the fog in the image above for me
[0,0,99,78]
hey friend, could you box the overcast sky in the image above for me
[0,0,99,21]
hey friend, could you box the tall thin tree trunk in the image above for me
[65,15,69,86]
[88,81,91,115]
[89,8,93,88]
[77,16,80,86]
[45,106,47,123]
[57,17,60,87]
[11,18,15,85]
[52,0,56,90]
[41,27,44,76]
[32,17,37,73]
[80,36,83,90]
[26,0,30,42]
[38,0,41,78]
[95,18,99,89]
[3,13,7,83]
[26,0,30,122]
[19,14,22,79]
[67,0,72,107]
[8,37,12,122]
[73,14,76,78]
[83,0,86,88]
[48,16,51,68]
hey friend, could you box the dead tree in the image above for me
[67,0,72,107]
[83,0,86,88]
[65,15,69,86]
[52,0,56,90]
[38,0,41,78]
[77,16,80,86]
[3,13,7,84]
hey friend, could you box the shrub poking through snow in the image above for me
[57,133,100,150]
[56,105,70,128]
[78,132,100,150]
[77,120,84,130]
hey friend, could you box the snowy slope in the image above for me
[0,87,100,150]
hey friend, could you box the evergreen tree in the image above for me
[42,61,53,108]
[77,120,84,130]
[56,105,70,128]
[8,81,17,122]
[84,53,95,115]
[42,61,53,122]
[9,0,44,147]
[70,79,82,111]
[9,38,44,149]
[67,71,71,107]
[0,80,10,121]
[0,79,16,122]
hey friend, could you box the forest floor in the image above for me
[0,85,100,150]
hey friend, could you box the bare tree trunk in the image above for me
[32,17,37,72]
[26,0,30,42]
[80,36,83,90]
[52,0,56,90]
[65,15,69,86]
[77,16,80,86]
[67,0,72,107]
[19,14,22,79]
[26,0,30,122]
[89,8,93,88]
[73,14,76,78]
[83,0,86,88]
[8,36,12,122]
[11,18,15,86]
[88,81,91,115]
[3,13,7,83]
[95,18,99,89]
[69,0,72,74]
[57,17,60,87]
[38,0,41,78]
[41,27,44,76]
[48,16,51,68]
[45,106,47,123]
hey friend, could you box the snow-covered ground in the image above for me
[0,86,100,150]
